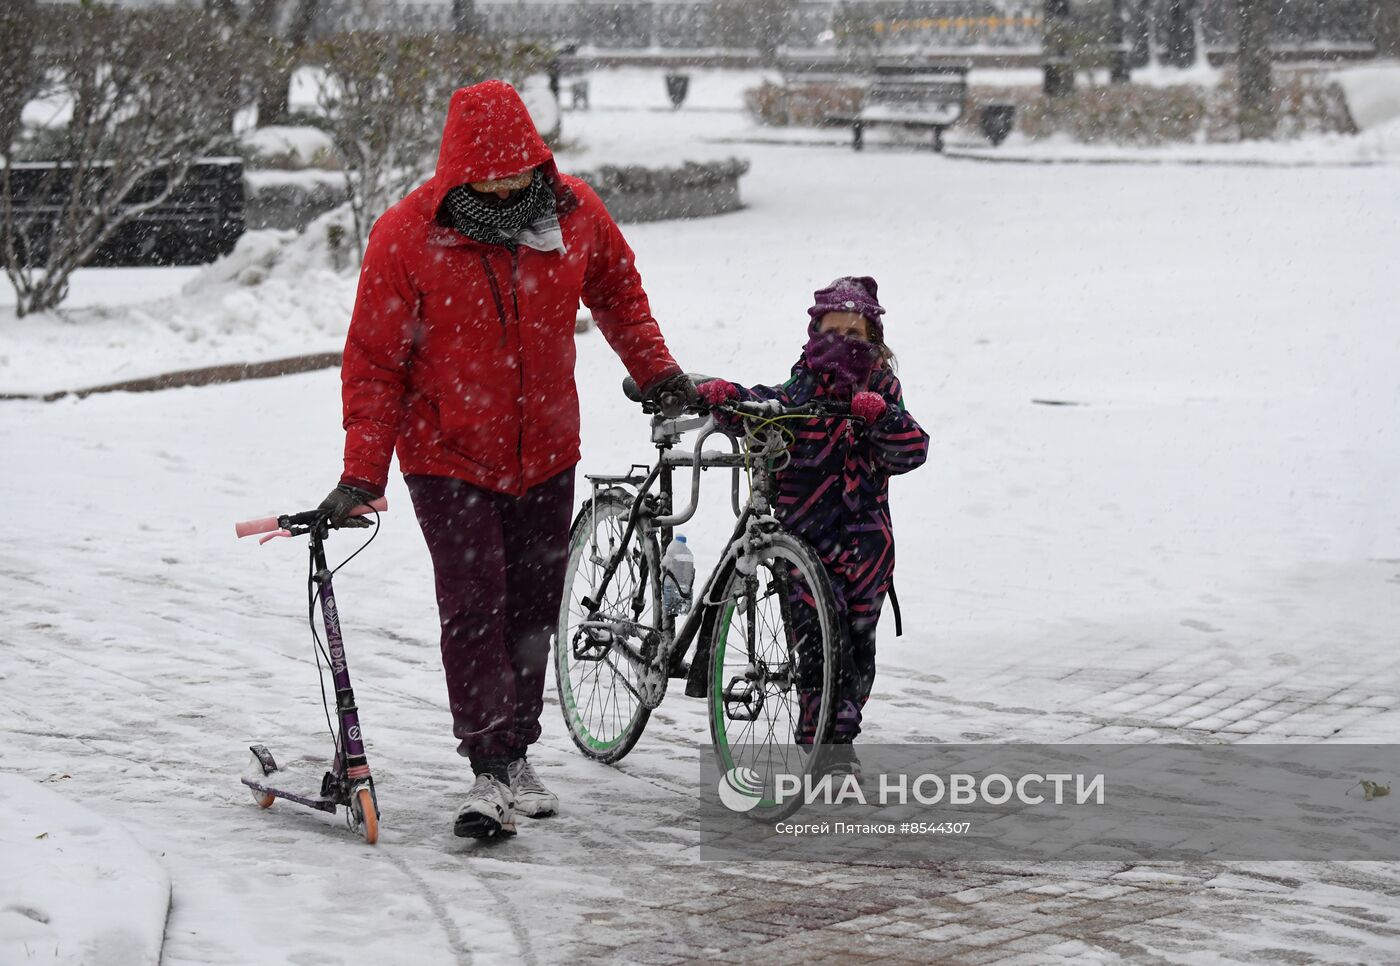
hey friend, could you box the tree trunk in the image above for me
[1377,0,1400,58]
[1237,0,1274,139]
[206,0,239,22]
[452,0,479,36]
[1043,0,1074,98]
[1109,0,1131,83]
[0,0,39,156]
[254,0,320,127]
[1125,0,1152,68]
[257,70,293,126]
[1161,0,1197,67]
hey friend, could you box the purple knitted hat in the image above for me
[807,275,886,338]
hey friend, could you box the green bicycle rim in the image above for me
[559,514,645,753]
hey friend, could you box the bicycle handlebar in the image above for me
[722,398,853,420]
[234,498,389,542]
[619,375,854,421]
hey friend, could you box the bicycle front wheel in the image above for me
[555,492,660,763]
[707,530,840,821]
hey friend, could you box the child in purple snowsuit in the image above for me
[698,276,928,764]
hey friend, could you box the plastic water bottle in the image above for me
[661,535,695,617]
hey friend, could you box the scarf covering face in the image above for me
[803,330,881,398]
[441,170,565,253]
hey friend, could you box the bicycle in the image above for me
[555,378,854,820]
[233,498,387,844]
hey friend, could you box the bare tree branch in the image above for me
[311,28,549,252]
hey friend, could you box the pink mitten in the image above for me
[851,391,886,423]
[697,379,740,406]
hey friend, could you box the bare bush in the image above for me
[960,73,1351,146]
[1,5,252,316]
[746,71,1354,146]
[311,31,550,252]
[744,80,863,127]
[0,0,48,156]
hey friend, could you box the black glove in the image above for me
[645,372,699,419]
[317,483,376,528]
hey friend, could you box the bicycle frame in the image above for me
[576,409,793,707]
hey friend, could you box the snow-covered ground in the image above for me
[3,67,1400,963]
[0,774,170,965]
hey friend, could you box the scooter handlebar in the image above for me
[234,497,388,539]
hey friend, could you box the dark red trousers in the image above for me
[405,469,575,765]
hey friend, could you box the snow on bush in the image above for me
[195,202,356,289]
[1333,65,1400,130]
[241,125,336,169]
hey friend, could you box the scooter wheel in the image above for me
[245,750,276,809]
[355,787,378,845]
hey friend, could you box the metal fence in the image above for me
[311,1,1377,53]
[310,1,1044,48]
[832,2,1045,48]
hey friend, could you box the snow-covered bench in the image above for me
[828,66,969,153]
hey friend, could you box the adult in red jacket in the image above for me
[319,80,693,838]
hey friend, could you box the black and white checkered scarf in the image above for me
[440,170,564,253]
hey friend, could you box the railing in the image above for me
[310,1,1043,48]
[836,2,1044,48]
[308,0,1376,54]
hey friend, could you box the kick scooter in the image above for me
[234,498,387,844]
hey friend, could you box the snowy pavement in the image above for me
[3,69,1400,963]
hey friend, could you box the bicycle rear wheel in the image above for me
[555,492,660,763]
[707,530,839,822]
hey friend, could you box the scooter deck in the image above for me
[243,744,343,813]
[241,776,340,813]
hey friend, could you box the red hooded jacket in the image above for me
[338,80,680,497]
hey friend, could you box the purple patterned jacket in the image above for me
[734,358,929,618]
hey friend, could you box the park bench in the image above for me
[827,65,969,153]
[5,158,244,267]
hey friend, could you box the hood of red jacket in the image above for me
[426,80,560,215]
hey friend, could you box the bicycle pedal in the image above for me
[722,677,763,721]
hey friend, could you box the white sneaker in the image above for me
[454,773,517,838]
[507,757,558,818]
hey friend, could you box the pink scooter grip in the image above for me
[235,498,388,538]
[236,515,279,538]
